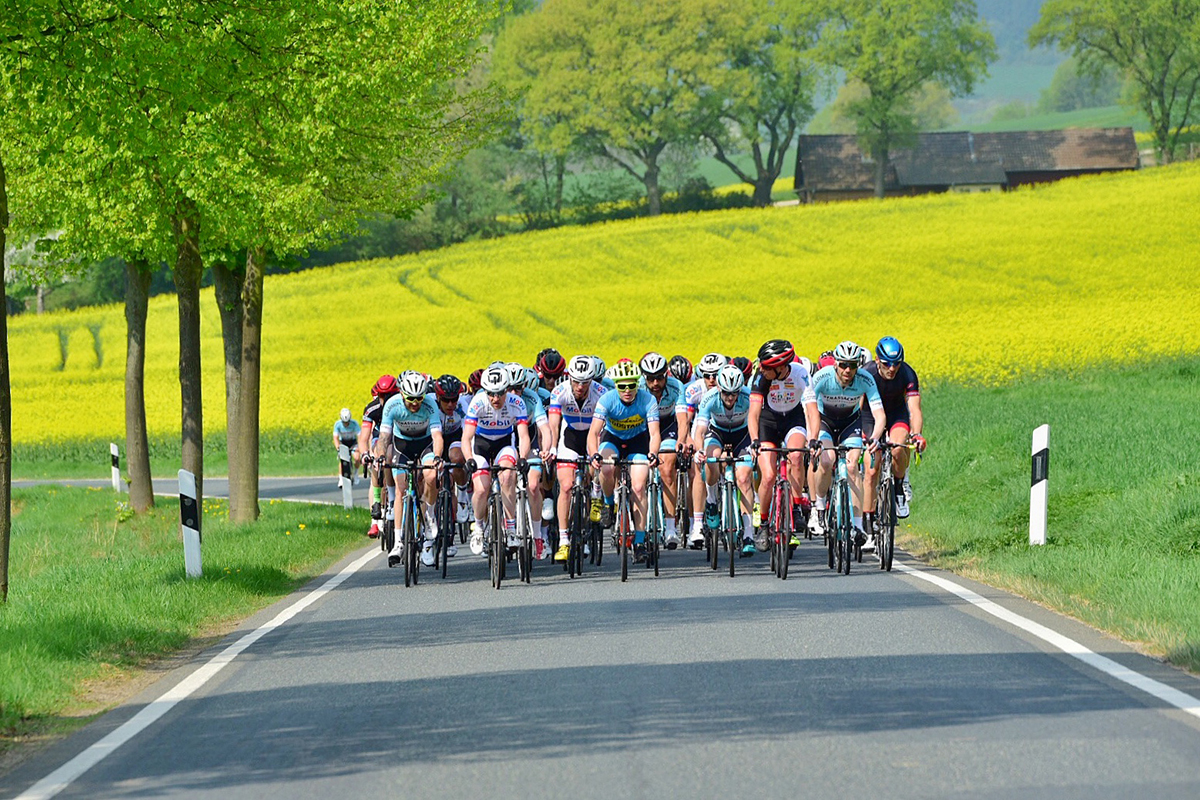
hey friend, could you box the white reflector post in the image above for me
[179,469,203,577]
[111,443,123,493]
[1030,424,1049,546]
[339,445,354,509]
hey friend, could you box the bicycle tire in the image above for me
[382,517,395,555]
[723,479,737,578]
[618,485,630,583]
[569,487,587,577]
[839,481,853,576]
[437,487,453,580]
[413,496,424,586]
[515,493,529,584]
[401,495,414,588]
[880,468,896,572]
[489,490,503,589]
[778,481,792,581]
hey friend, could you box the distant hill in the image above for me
[975,0,1056,63]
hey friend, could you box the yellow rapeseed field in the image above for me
[12,161,1200,446]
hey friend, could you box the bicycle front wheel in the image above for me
[880,474,896,572]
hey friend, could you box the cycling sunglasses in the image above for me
[836,361,859,370]
[615,382,638,392]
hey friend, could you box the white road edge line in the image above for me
[895,562,1200,720]
[15,547,382,800]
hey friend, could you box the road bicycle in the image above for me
[871,442,919,572]
[482,461,535,587]
[390,454,440,588]
[432,458,466,580]
[675,449,692,545]
[704,444,746,578]
[760,445,810,580]
[559,456,601,578]
[645,462,664,577]
[596,455,652,583]
[817,443,862,576]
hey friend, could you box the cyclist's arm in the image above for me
[869,405,887,449]
[537,418,552,452]
[586,416,605,457]
[357,422,373,456]
[675,408,689,446]
[547,410,562,451]
[374,429,392,461]
[691,417,709,453]
[746,394,763,443]
[907,393,923,439]
[647,419,661,457]
[803,400,821,446]
[516,421,531,460]
[460,421,476,463]
[430,429,444,461]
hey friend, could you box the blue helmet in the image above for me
[875,336,904,365]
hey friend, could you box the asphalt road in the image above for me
[6,479,1200,799]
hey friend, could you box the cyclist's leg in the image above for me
[657,440,678,544]
[891,420,913,477]
[629,460,650,535]
[862,411,881,518]
[784,426,808,500]
[755,443,779,527]
[496,448,519,521]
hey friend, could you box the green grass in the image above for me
[0,487,371,750]
[907,357,1200,672]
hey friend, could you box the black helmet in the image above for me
[668,354,693,383]
[433,374,462,401]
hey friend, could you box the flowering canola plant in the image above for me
[11,161,1200,447]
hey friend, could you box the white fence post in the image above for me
[339,445,354,509]
[110,443,123,493]
[1030,425,1049,546]
[179,469,203,578]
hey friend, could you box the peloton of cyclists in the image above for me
[692,363,758,557]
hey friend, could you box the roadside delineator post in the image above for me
[111,443,123,493]
[179,469,202,577]
[1030,424,1049,546]
[339,445,354,509]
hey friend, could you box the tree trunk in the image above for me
[873,145,888,199]
[752,176,775,207]
[212,260,244,518]
[644,162,662,216]
[230,246,264,522]
[0,152,11,603]
[553,154,566,216]
[124,258,155,512]
[172,197,204,500]
[36,285,45,314]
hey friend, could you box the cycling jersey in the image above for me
[684,378,714,413]
[594,388,659,439]
[464,391,529,441]
[333,419,361,446]
[861,361,920,422]
[517,389,548,427]
[431,392,465,439]
[639,375,687,420]
[362,392,399,440]
[750,361,810,415]
[802,366,883,422]
[694,386,751,433]
[379,394,442,441]
[549,381,607,431]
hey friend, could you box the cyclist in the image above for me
[668,354,693,385]
[587,358,661,561]
[548,354,607,561]
[862,336,926,530]
[691,364,757,557]
[359,374,400,538]
[803,341,886,547]
[731,356,754,383]
[747,339,811,550]
[467,368,484,396]
[432,374,470,550]
[333,408,361,488]
[682,352,727,548]
[638,351,689,549]
[536,348,567,399]
[374,371,444,569]
[512,364,555,559]
[462,365,532,557]
[592,356,616,390]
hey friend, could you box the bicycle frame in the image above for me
[819,444,856,576]
[705,446,743,578]
[762,446,808,580]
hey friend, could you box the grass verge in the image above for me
[903,356,1200,672]
[0,487,370,759]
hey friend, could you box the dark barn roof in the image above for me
[795,128,1138,194]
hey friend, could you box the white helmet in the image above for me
[567,355,596,382]
[833,341,861,364]
[697,352,728,377]
[797,356,813,375]
[340,408,352,423]
[480,367,508,394]
[505,362,525,389]
[639,352,667,376]
[523,367,540,393]
[399,370,427,398]
[716,364,745,393]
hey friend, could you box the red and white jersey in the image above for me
[750,361,811,414]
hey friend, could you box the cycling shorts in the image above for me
[818,415,864,449]
[471,436,518,474]
[703,426,753,463]
[387,435,434,468]
[598,429,651,464]
[758,408,808,448]
[556,427,590,463]
[861,409,910,442]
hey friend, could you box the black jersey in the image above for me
[861,361,920,420]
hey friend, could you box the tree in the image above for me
[814,0,996,197]
[1031,0,1200,163]
[495,0,730,216]
[700,0,823,206]
[1036,56,1123,113]
[813,79,960,134]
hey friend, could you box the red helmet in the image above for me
[372,374,398,396]
[818,351,836,370]
[731,356,753,380]
[536,348,566,378]
[757,339,795,369]
[468,368,484,394]
[433,374,462,401]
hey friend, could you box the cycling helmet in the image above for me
[716,364,745,393]
[468,369,484,394]
[591,356,607,377]
[859,346,870,366]
[480,367,508,394]
[639,351,668,377]
[536,348,566,378]
[797,356,813,375]
[567,355,596,382]
[875,336,904,365]
[504,362,525,389]
[696,352,728,378]
[372,374,398,396]
[818,350,836,370]
[523,367,540,393]
[340,408,352,423]
[731,356,753,380]
[757,339,795,369]
[433,374,462,401]
[668,354,692,384]
[399,370,428,398]
[833,341,861,364]
[609,358,640,383]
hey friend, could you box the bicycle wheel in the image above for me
[724,481,737,578]
[515,494,530,583]
[412,498,423,586]
[401,496,415,588]
[778,481,792,581]
[437,488,453,580]
[675,466,690,543]
[569,487,586,577]
[708,484,719,571]
[880,472,896,572]
[489,491,503,589]
[382,517,395,555]
[522,499,534,584]
[646,479,661,575]
[839,482,853,576]
[618,486,630,583]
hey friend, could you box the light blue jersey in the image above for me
[333,419,361,444]
[802,366,883,422]
[594,388,660,439]
[694,386,751,432]
[639,374,687,419]
[379,394,442,441]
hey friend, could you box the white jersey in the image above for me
[750,361,811,415]
[548,380,607,432]
[464,391,529,441]
[684,378,710,412]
